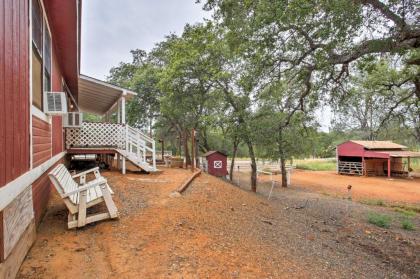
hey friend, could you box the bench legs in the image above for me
[77,191,88,227]
[100,183,119,219]
[67,184,118,229]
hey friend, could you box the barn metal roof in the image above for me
[378,150,420,158]
[350,140,407,150]
[77,75,137,115]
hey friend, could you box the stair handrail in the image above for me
[125,124,156,170]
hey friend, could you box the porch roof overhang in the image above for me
[78,74,137,115]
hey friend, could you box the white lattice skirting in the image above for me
[65,122,126,149]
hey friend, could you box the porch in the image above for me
[66,75,157,173]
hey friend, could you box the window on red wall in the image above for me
[31,0,52,111]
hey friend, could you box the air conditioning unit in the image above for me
[44,92,68,115]
[63,112,83,128]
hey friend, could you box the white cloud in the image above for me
[81,0,210,79]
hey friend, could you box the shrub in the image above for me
[394,208,416,217]
[294,159,336,171]
[368,213,391,228]
[401,219,415,230]
[361,199,386,207]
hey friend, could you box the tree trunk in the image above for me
[278,129,288,187]
[246,139,257,192]
[280,156,287,187]
[229,137,239,181]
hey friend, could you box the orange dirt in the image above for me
[17,168,309,278]
[258,170,420,205]
[17,168,419,278]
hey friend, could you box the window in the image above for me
[214,161,222,169]
[31,0,42,53]
[43,21,51,93]
[31,0,51,111]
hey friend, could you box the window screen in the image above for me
[43,22,51,92]
[32,0,43,55]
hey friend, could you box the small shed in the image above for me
[336,140,420,177]
[203,150,228,177]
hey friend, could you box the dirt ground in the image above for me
[253,170,420,206]
[18,167,419,278]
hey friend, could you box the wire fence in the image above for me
[228,163,293,200]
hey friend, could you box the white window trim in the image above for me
[30,0,53,116]
[31,105,51,123]
[214,160,223,169]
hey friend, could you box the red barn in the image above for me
[203,151,228,177]
[336,140,420,178]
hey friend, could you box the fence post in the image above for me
[237,165,240,186]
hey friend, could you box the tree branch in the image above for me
[358,0,407,30]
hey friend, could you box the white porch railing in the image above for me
[65,122,156,170]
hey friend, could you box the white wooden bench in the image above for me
[49,164,118,229]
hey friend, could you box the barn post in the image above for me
[362,156,365,176]
[335,147,339,174]
[387,158,391,178]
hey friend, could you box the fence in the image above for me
[228,163,293,200]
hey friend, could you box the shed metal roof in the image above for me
[350,140,407,150]
[202,150,227,157]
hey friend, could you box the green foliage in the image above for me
[361,199,386,207]
[401,219,415,231]
[295,160,336,171]
[394,208,416,218]
[368,213,391,228]
[105,0,419,184]
[83,113,102,123]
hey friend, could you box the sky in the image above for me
[81,0,210,79]
[81,1,331,131]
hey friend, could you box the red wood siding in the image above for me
[32,158,64,225]
[337,141,365,157]
[51,47,64,155]
[0,211,4,262]
[51,116,63,155]
[0,0,30,187]
[32,116,52,167]
[32,172,51,225]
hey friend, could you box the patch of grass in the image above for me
[295,159,336,171]
[394,208,417,217]
[390,204,420,214]
[368,213,391,228]
[401,219,415,230]
[361,199,386,207]
[408,158,420,172]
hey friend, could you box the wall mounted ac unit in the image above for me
[63,112,83,128]
[44,92,68,115]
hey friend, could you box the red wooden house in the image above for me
[0,1,157,277]
[203,151,228,177]
[336,140,420,177]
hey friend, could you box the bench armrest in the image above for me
[63,178,106,198]
[72,167,100,179]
